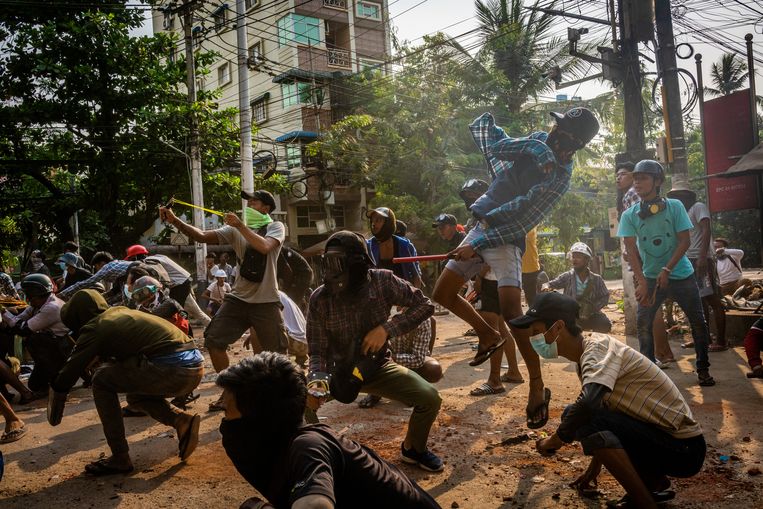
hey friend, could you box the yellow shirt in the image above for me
[521,228,540,273]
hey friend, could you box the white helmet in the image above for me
[568,242,592,259]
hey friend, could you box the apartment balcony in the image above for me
[323,0,347,9]
[327,47,351,69]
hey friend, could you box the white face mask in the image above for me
[529,332,559,359]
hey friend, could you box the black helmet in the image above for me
[633,160,665,179]
[459,178,489,199]
[550,107,600,147]
[21,274,53,297]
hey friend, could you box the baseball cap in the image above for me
[324,230,375,266]
[56,252,79,267]
[508,292,580,329]
[241,189,277,212]
[432,213,457,227]
[549,107,599,147]
[365,207,392,219]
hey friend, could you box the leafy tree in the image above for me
[0,2,245,260]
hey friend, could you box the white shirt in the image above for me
[278,290,306,343]
[146,254,191,286]
[2,293,69,336]
[716,248,744,285]
[206,281,231,303]
[686,202,713,259]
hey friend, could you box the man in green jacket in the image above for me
[49,290,204,475]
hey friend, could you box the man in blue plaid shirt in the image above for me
[433,107,599,430]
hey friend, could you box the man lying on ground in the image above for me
[512,292,706,509]
[218,352,441,509]
[49,290,203,475]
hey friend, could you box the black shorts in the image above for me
[480,279,501,314]
[204,295,287,353]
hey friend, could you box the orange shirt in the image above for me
[521,228,540,273]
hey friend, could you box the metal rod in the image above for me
[695,54,710,203]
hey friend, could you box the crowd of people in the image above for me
[0,105,759,508]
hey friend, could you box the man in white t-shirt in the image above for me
[668,183,727,351]
[510,292,706,508]
[203,270,231,316]
[714,237,751,296]
[160,190,287,411]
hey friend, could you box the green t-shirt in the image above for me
[617,198,694,280]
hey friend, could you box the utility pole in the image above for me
[177,0,208,288]
[235,0,254,217]
[654,0,688,180]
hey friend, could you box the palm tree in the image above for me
[704,52,748,97]
[473,0,588,114]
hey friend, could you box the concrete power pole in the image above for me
[235,0,254,218]
[654,0,688,180]
[180,0,208,287]
[617,0,649,335]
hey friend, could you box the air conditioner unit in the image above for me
[163,13,174,30]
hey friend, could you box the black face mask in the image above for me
[321,252,368,296]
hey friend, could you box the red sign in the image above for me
[703,89,759,212]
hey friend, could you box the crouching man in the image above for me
[49,290,203,475]
[306,231,443,472]
[510,293,706,509]
[218,352,441,509]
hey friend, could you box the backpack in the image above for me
[129,260,172,288]
[239,226,269,283]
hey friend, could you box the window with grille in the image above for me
[356,1,381,20]
[218,62,231,86]
[252,97,267,123]
[296,205,346,228]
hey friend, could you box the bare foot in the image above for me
[500,372,525,384]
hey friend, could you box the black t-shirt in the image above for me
[225,422,440,509]
[447,230,466,251]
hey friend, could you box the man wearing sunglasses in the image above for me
[432,107,599,430]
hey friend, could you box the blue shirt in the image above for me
[151,348,204,367]
[367,236,421,284]
[467,113,572,252]
[617,198,694,280]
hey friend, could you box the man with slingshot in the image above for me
[431,107,599,429]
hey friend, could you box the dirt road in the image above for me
[1,308,762,508]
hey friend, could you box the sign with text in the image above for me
[703,89,759,212]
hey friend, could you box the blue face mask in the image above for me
[57,262,67,271]
[530,332,558,359]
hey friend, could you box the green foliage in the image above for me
[0,3,240,259]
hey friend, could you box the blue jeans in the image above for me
[636,276,710,370]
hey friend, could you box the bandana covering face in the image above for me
[245,207,273,229]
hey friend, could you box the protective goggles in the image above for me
[554,128,585,150]
[320,253,347,277]
[433,213,451,224]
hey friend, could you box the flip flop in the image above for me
[0,426,27,444]
[709,343,729,352]
[84,458,134,476]
[178,414,200,461]
[469,383,505,396]
[208,398,226,412]
[681,341,694,349]
[469,337,507,367]
[526,387,551,430]
[171,392,200,409]
[500,373,525,384]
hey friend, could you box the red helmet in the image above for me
[124,244,149,260]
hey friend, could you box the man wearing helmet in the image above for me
[544,242,611,333]
[1,274,71,392]
[306,231,442,472]
[432,107,600,429]
[617,160,715,387]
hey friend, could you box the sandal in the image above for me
[606,490,675,508]
[709,343,729,352]
[526,387,551,429]
[698,370,716,387]
[500,373,525,384]
[469,337,506,367]
[208,397,226,412]
[469,383,505,396]
[747,367,763,378]
[84,458,134,476]
[0,426,27,444]
[178,414,200,461]
[358,394,381,408]
[171,392,200,409]
[681,341,694,349]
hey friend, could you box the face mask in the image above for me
[245,207,273,229]
[530,332,558,359]
[123,285,133,300]
[57,262,67,271]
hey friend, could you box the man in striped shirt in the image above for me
[432,107,599,429]
[511,293,706,508]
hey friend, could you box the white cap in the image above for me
[568,242,592,258]
[214,269,227,278]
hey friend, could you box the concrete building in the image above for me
[152,0,389,248]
